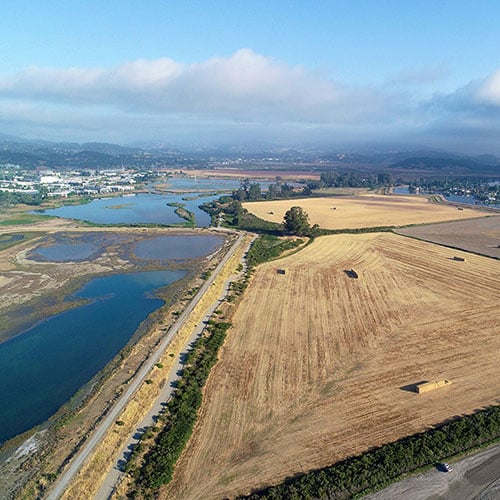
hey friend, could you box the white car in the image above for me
[441,462,453,472]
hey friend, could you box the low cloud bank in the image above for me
[0,49,499,152]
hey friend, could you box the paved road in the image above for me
[45,232,245,500]
[366,443,500,500]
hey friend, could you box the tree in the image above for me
[284,206,310,235]
[377,172,392,186]
[248,182,262,200]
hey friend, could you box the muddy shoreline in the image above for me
[0,225,233,499]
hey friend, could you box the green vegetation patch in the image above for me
[125,321,232,495]
[246,235,303,269]
[167,202,196,226]
[0,212,54,226]
[240,404,500,499]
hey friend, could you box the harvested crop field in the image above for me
[243,194,487,229]
[165,233,500,499]
[396,215,500,259]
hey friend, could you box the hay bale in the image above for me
[416,380,451,394]
[277,269,286,275]
[453,256,466,262]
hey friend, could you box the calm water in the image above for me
[394,186,486,205]
[0,269,185,444]
[34,242,97,261]
[134,235,223,260]
[443,193,486,205]
[40,193,218,226]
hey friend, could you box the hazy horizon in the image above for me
[2,2,500,154]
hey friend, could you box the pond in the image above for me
[134,235,223,260]
[0,269,185,445]
[34,242,98,261]
[27,232,224,264]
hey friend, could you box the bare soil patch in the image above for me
[165,233,500,499]
[396,215,500,259]
[243,194,488,229]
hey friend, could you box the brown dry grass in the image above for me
[165,233,500,499]
[61,233,253,500]
[243,194,488,229]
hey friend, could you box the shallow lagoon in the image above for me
[40,193,218,226]
[0,269,185,444]
[34,242,97,261]
[134,234,223,260]
[28,232,224,264]
[2,229,225,444]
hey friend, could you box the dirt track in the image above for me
[165,233,500,499]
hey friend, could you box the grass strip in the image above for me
[127,322,232,496]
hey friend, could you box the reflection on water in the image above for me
[34,242,97,261]
[134,235,223,260]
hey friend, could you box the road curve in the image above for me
[45,231,245,500]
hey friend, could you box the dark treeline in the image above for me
[200,197,284,234]
[126,321,232,495]
[246,235,303,269]
[233,181,310,201]
[232,172,393,202]
[0,190,46,206]
[313,171,391,189]
[240,404,500,499]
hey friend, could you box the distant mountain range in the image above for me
[0,135,499,176]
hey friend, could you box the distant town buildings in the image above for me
[0,166,140,197]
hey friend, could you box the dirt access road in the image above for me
[366,443,500,500]
[93,234,253,500]
[45,231,245,500]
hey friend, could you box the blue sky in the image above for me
[1,1,500,152]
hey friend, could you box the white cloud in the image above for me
[476,69,500,106]
[0,49,391,123]
[1,50,500,153]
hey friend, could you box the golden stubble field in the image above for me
[165,233,500,499]
[243,194,487,229]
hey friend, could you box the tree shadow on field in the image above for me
[400,381,428,393]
